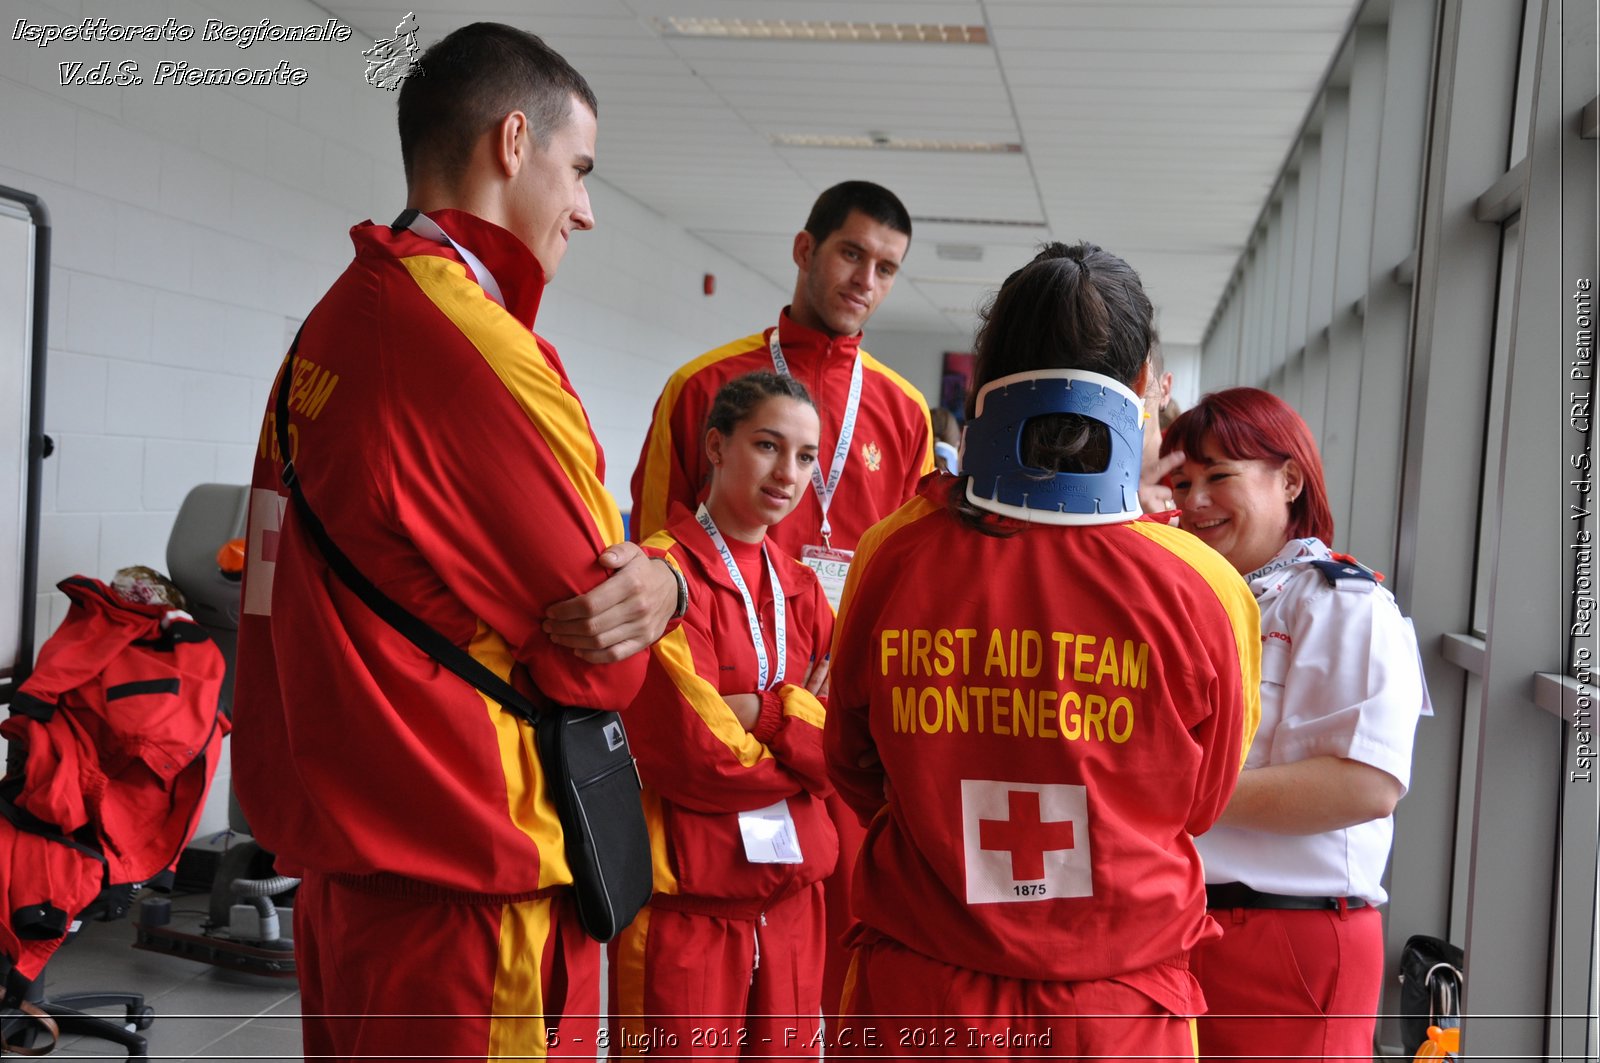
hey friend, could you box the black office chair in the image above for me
[0,749,154,1057]
[9,884,156,1057]
[133,483,298,976]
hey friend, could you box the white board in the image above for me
[0,199,36,689]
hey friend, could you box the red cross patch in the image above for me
[960,779,1091,904]
[242,488,287,617]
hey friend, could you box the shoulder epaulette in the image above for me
[1310,558,1379,587]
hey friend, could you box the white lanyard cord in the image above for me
[695,505,787,692]
[768,327,862,545]
[404,212,507,310]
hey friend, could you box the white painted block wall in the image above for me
[0,0,819,833]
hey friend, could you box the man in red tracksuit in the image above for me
[826,475,1261,1058]
[233,25,682,1062]
[630,181,934,561]
[630,182,934,1029]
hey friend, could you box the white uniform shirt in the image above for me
[1198,538,1426,904]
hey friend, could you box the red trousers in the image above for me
[822,791,865,1041]
[839,936,1199,1061]
[609,882,826,1059]
[1191,903,1384,1063]
[294,871,601,1061]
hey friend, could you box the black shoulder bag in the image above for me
[1398,933,1464,1054]
[273,330,652,942]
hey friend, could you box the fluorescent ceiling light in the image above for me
[771,134,1021,153]
[914,216,1049,228]
[657,18,987,44]
[913,276,1005,286]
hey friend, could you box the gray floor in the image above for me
[19,900,303,1061]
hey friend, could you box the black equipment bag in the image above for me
[1398,934,1464,1053]
[273,329,653,942]
[535,709,654,941]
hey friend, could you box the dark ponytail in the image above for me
[953,242,1154,533]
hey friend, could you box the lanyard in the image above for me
[403,211,507,310]
[696,504,787,692]
[1246,538,1322,598]
[768,326,862,545]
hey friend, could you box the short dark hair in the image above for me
[398,23,597,186]
[953,242,1154,532]
[803,181,912,245]
[704,371,815,439]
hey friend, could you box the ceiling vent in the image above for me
[936,244,984,262]
[913,216,1049,228]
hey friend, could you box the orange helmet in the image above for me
[216,538,246,580]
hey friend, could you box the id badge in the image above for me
[800,544,854,611]
[738,799,803,864]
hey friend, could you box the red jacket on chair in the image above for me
[1,575,227,993]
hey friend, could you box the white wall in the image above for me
[860,327,975,411]
[0,0,787,828]
[1,0,791,631]
[1162,342,1203,410]
[857,329,1204,419]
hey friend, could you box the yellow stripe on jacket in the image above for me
[469,622,570,889]
[861,349,937,477]
[634,332,765,542]
[401,254,623,545]
[1127,520,1263,764]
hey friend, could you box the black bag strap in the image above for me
[0,795,108,870]
[275,329,545,727]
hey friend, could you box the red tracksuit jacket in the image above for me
[629,511,838,906]
[826,478,1261,1014]
[234,211,648,897]
[3,576,227,987]
[630,311,935,555]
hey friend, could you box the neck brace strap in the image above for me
[961,369,1144,525]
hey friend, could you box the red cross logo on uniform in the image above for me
[960,779,1092,904]
[979,789,1076,880]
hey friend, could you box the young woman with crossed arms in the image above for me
[610,372,836,1057]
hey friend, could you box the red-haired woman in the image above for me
[1162,387,1427,1062]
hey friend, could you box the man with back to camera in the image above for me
[629,180,935,1044]
[233,23,683,1061]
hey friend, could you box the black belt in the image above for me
[1206,882,1368,911]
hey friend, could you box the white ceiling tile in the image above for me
[317,0,1360,342]
[984,4,1352,32]
[990,28,1344,54]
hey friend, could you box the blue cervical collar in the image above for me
[961,369,1145,525]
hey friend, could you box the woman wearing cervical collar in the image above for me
[1162,388,1427,1063]
[611,371,838,1057]
[825,243,1262,1058]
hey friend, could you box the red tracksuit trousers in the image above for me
[294,871,602,1061]
[609,882,826,1059]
